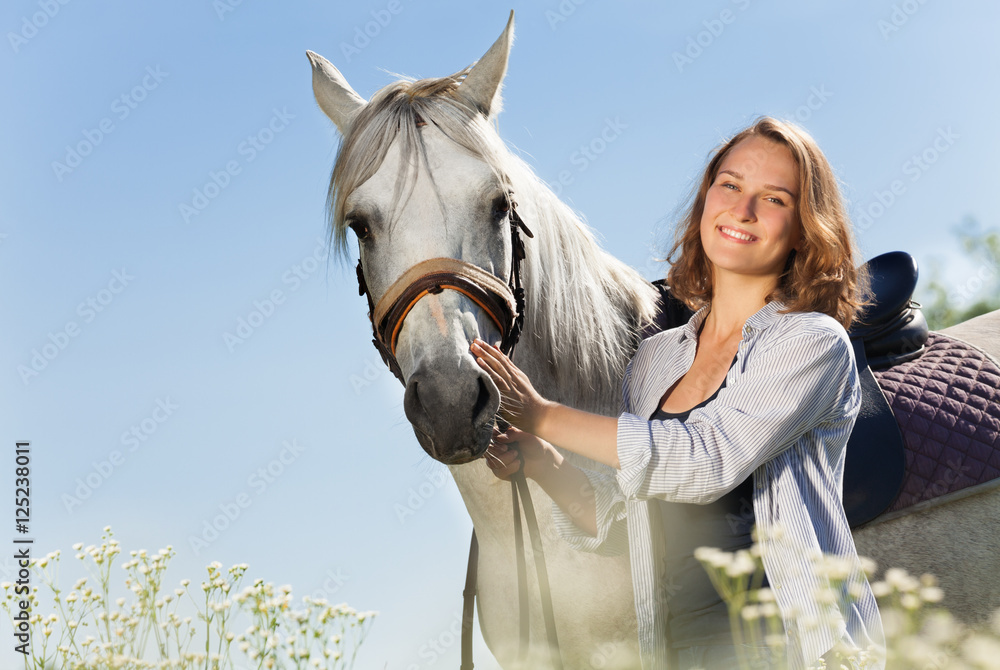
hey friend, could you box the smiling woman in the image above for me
[668,117,868,332]
[477,117,885,669]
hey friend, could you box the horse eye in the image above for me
[491,195,511,221]
[348,218,370,240]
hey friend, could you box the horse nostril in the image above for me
[471,375,496,426]
[404,376,432,432]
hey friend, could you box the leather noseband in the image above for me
[355,205,532,384]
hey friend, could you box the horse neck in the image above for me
[448,172,660,547]
[510,173,659,415]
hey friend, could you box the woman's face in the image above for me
[700,136,802,283]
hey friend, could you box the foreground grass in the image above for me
[696,536,1000,670]
[2,527,375,670]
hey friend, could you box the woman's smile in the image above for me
[716,224,757,243]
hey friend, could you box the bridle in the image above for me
[351,200,564,669]
[355,199,532,384]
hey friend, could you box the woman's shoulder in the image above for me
[626,324,690,384]
[755,308,853,362]
[632,326,684,363]
[767,308,850,341]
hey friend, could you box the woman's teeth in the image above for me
[720,226,754,241]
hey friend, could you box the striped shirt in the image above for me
[552,300,885,669]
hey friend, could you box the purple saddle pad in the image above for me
[872,331,1000,514]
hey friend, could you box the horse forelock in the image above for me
[327,68,509,256]
[327,71,658,408]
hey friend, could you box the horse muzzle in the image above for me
[403,353,498,464]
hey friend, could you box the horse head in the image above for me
[308,14,519,465]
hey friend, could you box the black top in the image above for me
[651,359,758,649]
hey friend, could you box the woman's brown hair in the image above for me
[666,117,870,330]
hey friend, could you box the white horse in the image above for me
[308,13,1000,668]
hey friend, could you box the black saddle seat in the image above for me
[849,251,929,369]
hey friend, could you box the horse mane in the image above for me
[327,72,659,409]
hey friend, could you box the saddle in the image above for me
[849,251,929,368]
[844,251,926,526]
[648,250,925,527]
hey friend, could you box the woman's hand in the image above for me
[487,426,600,538]
[471,338,549,432]
[472,337,621,469]
[485,425,563,482]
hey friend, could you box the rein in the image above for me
[352,204,564,669]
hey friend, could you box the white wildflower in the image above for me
[871,581,891,598]
[963,635,1000,667]
[725,550,757,577]
[885,567,919,592]
[920,586,944,603]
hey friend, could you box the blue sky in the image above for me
[2,1,997,668]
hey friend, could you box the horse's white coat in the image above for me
[310,14,1000,668]
[310,14,654,666]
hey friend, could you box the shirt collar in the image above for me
[680,300,787,341]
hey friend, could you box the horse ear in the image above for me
[306,50,367,135]
[459,10,514,118]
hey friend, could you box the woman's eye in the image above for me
[348,219,370,240]
[766,196,785,206]
[722,182,738,191]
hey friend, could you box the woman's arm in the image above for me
[474,322,859,505]
[471,338,621,468]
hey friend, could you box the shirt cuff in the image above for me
[616,412,653,500]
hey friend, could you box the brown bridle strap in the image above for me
[372,257,517,357]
